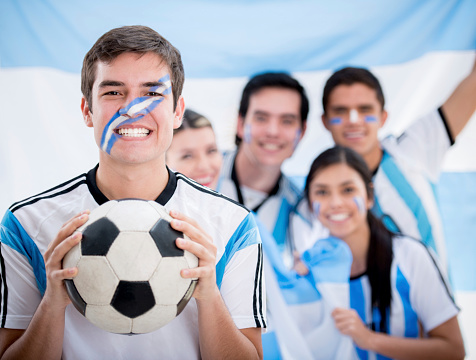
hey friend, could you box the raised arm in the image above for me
[441,55,476,139]
[0,212,89,360]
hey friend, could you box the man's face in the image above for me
[237,87,305,167]
[322,83,387,160]
[81,52,184,167]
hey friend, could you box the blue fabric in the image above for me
[215,212,260,289]
[1,1,475,77]
[0,210,46,295]
[379,151,437,253]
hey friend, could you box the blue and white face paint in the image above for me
[353,196,366,214]
[312,201,321,218]
[329,117,342,125]
[364,115,377,123]
[293,128,302,149]
[349,109,359,124]
[100,74,172,154]
[243,123,252,143]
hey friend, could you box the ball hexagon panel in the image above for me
[78,200,118,231]
[111,281,156,318]
[150,257,194,305]
[63,240,81,269]
[74,256,119,305]
[81,217,120,256]
[86,305,132,334]
[149,218,184,257]
[132,304,177,334]
[107,232,162,281]
[107,200,162,232]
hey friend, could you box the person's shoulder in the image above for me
[280,173,303,201]
[8,172,89,215]
[175,172,249,213]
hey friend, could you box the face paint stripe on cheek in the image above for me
[99,75,171,154]
[329,117,342,125]
[364,115,377,123]
[353,196,366,213]
[293,129,301,149]
[312,201,321,217]
[243,123,252,143]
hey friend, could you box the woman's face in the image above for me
[167,127,222,189]
[308,163,372,240]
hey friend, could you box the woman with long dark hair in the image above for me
[304,146,464,359]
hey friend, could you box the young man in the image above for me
[318,62,476,270]
[0,26,265,359]
[216,72,309,268]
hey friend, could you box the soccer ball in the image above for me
[62,199,198,334]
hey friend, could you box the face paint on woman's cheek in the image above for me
[353,196,366,213]
[100,74,172,154]
[312,201,321,218]
[293,129,302,149]
[243,123,252,143]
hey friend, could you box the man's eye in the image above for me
[104,91,120,96]
[146,92,162,96]
[181,154,192,160]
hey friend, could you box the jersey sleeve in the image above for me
[217,212,267,330]
[0,210,44,329]
[396,237,458,333]
[385,108,452,182]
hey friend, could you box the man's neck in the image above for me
[96,158,169,201]
[234,149,282,194]
[363,146,384,173]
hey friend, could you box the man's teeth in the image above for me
[345,132,364,139]
[329,213,349,221]
[117,128,150,137]
[262,144,280,150]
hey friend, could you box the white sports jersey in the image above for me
[217,150,302,267]
[0,166,266,360]
[374,108,451,271]
[350,236,458,360]
[290,108,451,271]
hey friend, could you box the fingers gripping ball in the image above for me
[62,199,198,334]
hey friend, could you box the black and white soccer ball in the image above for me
[62,199,198,334]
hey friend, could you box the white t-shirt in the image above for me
[0,166,266,359]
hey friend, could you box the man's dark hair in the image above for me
[81,25,184,111]
[236,72,309,146]
[322,67,385,113]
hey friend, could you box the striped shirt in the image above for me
[0,165,265,360]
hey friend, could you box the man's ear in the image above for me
[321,113,331,131]
[379,110,388,129]
[81,97,93,128]
[173,96,185,129]
[300,121,307,139]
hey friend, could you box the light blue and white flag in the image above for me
[1,1,475,357]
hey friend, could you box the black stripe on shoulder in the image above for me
[397,236,457,308]
[175,173,250,212]
[0,245,8,327]
[438,107,455,146]
[10,175,87,213]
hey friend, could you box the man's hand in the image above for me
[43,211,90,309]
[169,210,218,302]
